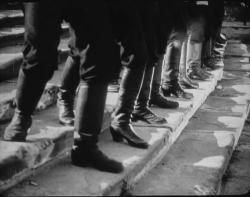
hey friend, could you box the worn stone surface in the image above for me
[1,21,250,196]
[0,66,223,195]
[129,71,250,196]
[130,131,235,195]
[0,84,59,127]
[221,114,250,195]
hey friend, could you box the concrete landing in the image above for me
[0,66,223,195]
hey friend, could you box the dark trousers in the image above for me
[22,1,117,84]
[19,1,118,143]
[134,0,159,109]
[158,0,188,85]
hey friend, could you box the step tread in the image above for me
[0,10,23,20]
[0,66,223,195]
[129,67,250,196]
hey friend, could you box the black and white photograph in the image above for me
[0,0,250,196]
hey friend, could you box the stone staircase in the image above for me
[0,5,250,196]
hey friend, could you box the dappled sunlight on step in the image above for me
[148,129,167,145]
[217,116,244,129]
[213,132,234,147]
[193,155,225,168]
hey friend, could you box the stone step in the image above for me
[0,23,69,48]
[0,10,23,28]
[0,3,22,10]
[0,38,69,82]
[0,66,223,195]
[129,68,250,195]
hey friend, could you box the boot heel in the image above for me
[110,127,124,142]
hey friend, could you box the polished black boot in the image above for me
[162,80,193,100]
[179,75,199,89]
[132,107,167,124]
[71,138,124,173]
[188,65,210,81]
[110,124,148,149]
[4,69,50,141]
[133,64,167,125]
[57,89,75,126]
[149,93,179,108]
[72,84,123,173]
[179,40,199,89]
[111,67,149,149]
[150,64,179,109]
[57,56,80,126]
[187,41,210,81]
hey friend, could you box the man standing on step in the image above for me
[204,0,227,70]
[155,0,195,100]
[3,1,124,173]
[131,0,179,125]
[185,0,213,81]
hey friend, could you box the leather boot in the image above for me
[187,41,210,81]
[57,56,80,126]
[205,41,226,70]
[71,84,123,173]
[132,64,167,125]
[179,40,199,89]
[150,56,179,108]
[111,67,149,149]
[71,138,123,173]
[4,69,50,141]
[162,80,193,100]
[57,89,75,126]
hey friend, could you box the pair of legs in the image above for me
[131,1,179,125]
[4,1,124,173]
[184,3,212,82]
[152,0,196,101]
[60,1,151,150]
[204,1,227,70]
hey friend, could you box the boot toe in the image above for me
[3,116,31,142]
[59,117,74,126]
[71,147,124,173]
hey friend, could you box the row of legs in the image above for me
[3,1,227,174]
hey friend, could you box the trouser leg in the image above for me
[179,39,199,89]
[161,32,193,99]
[4,2,63,141]
[67,0,123,173]
[186,6,211,81]
[57,56,80,126]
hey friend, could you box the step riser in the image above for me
[0,49,69,83]
[0,17,24,28]
[0,27,69,48]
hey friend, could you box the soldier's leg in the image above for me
[4,1,64,141]
[110,1,149,149]
[57,55,80,126]
[186,4,211,81]
[132,1,168,125]
[67,0,123,173]
[161,31,193,100]
[179,39,199,89]
[150,0,180,108]
[57,40,121,126]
